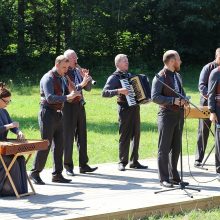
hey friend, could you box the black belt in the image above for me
[40,104,62,113]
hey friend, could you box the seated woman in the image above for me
[0,82,27,196]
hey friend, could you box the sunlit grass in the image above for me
[4,66,214,170]
[139,208,220,220]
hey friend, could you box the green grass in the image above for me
[4,66,215,170]
[138,208,220,220]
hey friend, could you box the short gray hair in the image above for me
[55,55,69,65]
[115,54,127,67]
[64,49,77,58]
[163,50,178,64]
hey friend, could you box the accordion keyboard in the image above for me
[120,79,137,106]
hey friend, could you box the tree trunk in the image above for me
[17,0,25,58]
[64,0,74,49]
[56,0,62,55]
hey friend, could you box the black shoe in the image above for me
[118,163,125,171]
[170,179,189,186]
[216,167,220,173]
[66,169,75,176]
[129,161,148,169]
[52,174,72,183]
[194,161,202,167]
[29,172,45,185]
[79,165,98,174]
[160,181,173,188]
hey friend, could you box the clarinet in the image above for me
[76,64,97,85]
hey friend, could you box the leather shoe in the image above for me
[216,167,220,173]
[160,181,173,188]
[66,169,75,176]
[129,162,148,169]
[79,165,98,174]
[29,172,45,185]
[170,179,189,186]
[194,161,201,167]
[52,174,72,183]
[118,163,125,171]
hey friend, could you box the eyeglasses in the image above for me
[1,98,11,104]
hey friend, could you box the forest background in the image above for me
[0,0,220,167]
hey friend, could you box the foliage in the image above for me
[0,1,220,78]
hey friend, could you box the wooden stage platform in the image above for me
[0,154,220,220]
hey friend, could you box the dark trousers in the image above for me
[63,102,88,170]
[118,105,140,165]
[157,108,184,182]
[195,97,211,162]
[31,106,64,175]
[214,107,220,173]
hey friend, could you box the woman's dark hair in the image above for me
[0,82,11,98]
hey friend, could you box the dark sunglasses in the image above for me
[1,98,11,104]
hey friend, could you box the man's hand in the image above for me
[67,91,82,101]
[174,98,187,106]
[80,75,92,88]
[17,131,25,141]
[117,88,129,96]
[210,113,218,123]
[81,68,89,78]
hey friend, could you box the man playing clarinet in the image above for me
[63,49,98,176]
[102,54,148,171]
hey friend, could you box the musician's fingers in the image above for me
[210,113,217,123]
[124,89,129,95]
[13,122,19,128]
[20,133,25,141]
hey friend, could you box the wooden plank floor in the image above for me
[0,154,219,220]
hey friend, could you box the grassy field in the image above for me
[140,208,220,220]
[5,65,215,170]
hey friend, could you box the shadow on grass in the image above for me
[11,116,39,131]
[87,121,158,134]
[9,116,158,135]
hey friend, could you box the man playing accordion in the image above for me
[102,54,148,171]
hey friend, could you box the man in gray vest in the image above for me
[63,49,98,176]
[208,65,220,180]
[30,55,80,185]
[102,54,148,171]
[195,48,220,167]
[151,50,188,188]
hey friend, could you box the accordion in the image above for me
[120,74,151,106]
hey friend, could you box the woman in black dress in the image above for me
[0,82,27,196]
